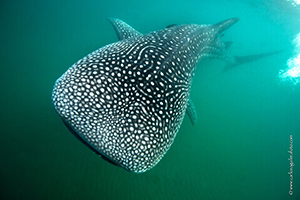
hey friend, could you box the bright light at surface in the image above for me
[287,0,300,6]
[279,33,300,86]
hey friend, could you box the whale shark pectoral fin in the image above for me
[221,50,284,73]
[107,18,142,40]
[186,98,198,126]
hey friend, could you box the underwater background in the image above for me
[1,0,300,199]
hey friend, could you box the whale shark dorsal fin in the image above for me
[107,18,142,40]
[166,24,177,28]
[186,98,198,126]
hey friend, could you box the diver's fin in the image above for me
[107,18,142,40]
[186,98,197,126]
[222,50,284,73]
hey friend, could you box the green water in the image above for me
[1,0,299,199]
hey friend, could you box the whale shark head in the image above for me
[52,18,239,173]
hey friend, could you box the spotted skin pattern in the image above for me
[107,18,142,40]
[52,18,239,173]
[108,18,198,126]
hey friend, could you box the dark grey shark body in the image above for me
[107,18,199,126]
[52,18,239,173]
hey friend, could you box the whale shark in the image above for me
[52,18,278,173]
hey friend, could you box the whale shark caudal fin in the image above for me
[213,17,240,35]
[212,18,282,73]
[221,50,284,73]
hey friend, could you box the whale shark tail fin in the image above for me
[222,50,284,73]
[213,17,240,34]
